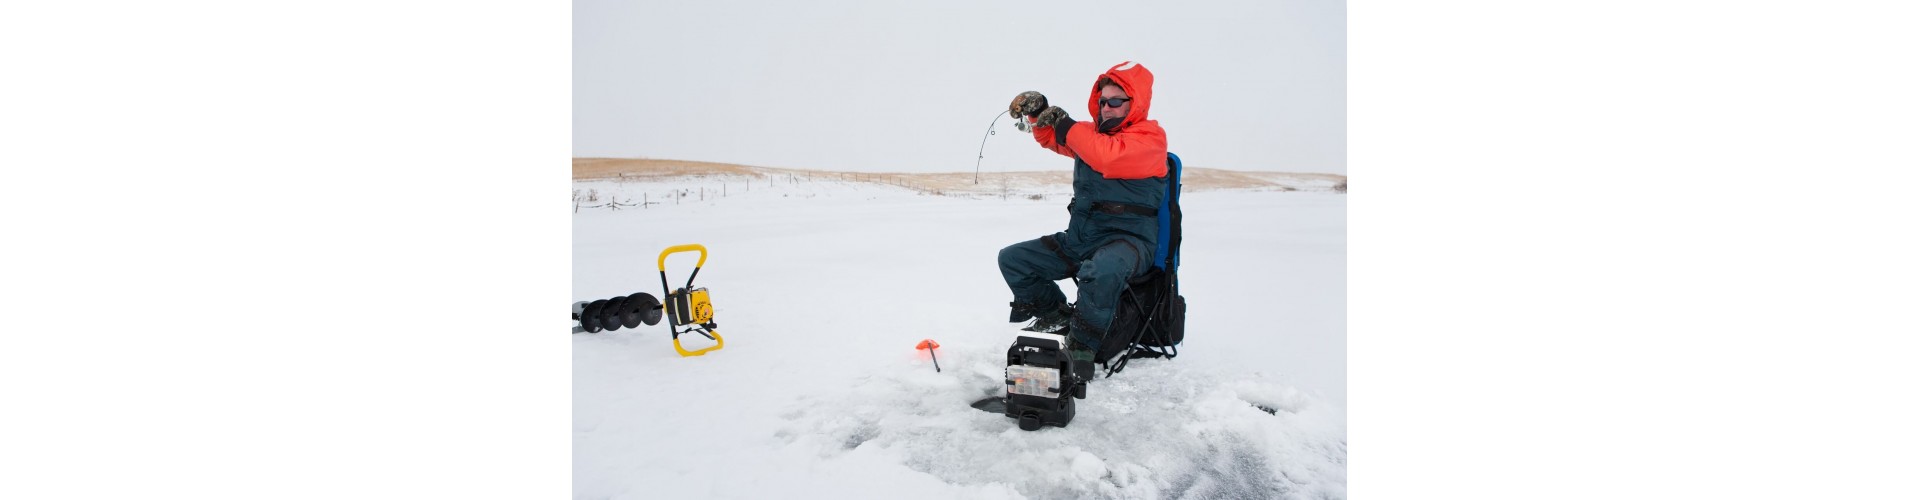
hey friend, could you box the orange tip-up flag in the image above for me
[916,339,941,372]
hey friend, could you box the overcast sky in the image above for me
[574,0,1344,174]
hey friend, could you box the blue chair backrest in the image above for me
[1154,152,1182,272]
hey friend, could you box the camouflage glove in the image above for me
[1034,106,1076,143]
[1034,106,1071,130]
[1010,91,1049,119]
[1010,91,1048,132]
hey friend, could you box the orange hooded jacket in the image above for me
[1031,61,1168,180]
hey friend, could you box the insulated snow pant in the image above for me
[998,232,1149,352]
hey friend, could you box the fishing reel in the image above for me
[571,244,725,357]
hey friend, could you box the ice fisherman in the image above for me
[999,61,1169,383]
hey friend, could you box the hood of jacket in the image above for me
[1086,61,1154,132]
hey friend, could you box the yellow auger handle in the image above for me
[673,330,724,357]
[659,243,719,357]
[657,244,708,272]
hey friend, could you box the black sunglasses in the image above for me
[1098,97,1132,108]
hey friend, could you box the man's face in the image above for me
[1099,84,1131,122]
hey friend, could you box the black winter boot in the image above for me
[1010,302,1073,334]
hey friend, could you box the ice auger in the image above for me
[571,244,725,357]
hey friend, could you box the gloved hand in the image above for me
[1034,106,1075,144]
[1010,91,1048,132]
[1035,106,1072,130]
[1009,91,1049,119]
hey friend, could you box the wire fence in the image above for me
[571,188,708,213]
[570,172,1081,214]
[574,198,649,212]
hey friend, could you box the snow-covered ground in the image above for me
[572,174,1346,499]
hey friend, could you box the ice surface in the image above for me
[573,174,1345,499]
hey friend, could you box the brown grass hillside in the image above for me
[573,158,1344,192]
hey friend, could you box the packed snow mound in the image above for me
[573,175,1345,499]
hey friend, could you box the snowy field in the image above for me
[572,174,1346,499]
